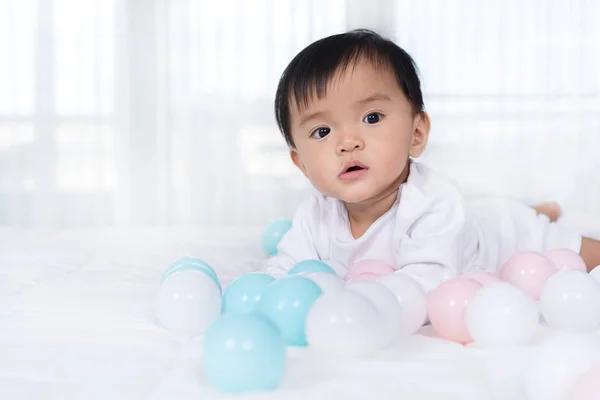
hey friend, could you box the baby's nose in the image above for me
[337,136,364,153]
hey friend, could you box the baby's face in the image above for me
[289,61,429,205]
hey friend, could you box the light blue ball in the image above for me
[256,276,323,346]
[261,219,292,256]
[222,272,275,315]
[203,314,286,394]
[162,257,216,281]
[161,257,221,294]
[288,259,336,275]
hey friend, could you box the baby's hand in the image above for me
[531,202,561,222]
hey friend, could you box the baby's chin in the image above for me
[313,179,393,204]
[327,187,382,205]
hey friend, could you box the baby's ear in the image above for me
[409,112,431,158]
[290,149,309,177]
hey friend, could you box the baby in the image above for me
[262,29,600,292]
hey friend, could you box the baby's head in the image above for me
[274,29,431,206]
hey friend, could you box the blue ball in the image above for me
[161,257,221,294]
[288,259,336,275]
[255,276,323,346]
[261,219,292,256]
[203,314,286,394]
[222,272,275,315]
[162,257,216,280]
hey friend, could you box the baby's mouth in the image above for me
[345,165,365,173]
[339,161,369,180]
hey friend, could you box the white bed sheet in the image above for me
[0,227,545,400]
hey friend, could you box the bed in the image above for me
[0,227,559,399]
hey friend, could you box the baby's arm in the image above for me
[262,199,318,277]
[580,237,600,272]
[260,195,344,277]
[394,193,466,293]
[530,202,599,271]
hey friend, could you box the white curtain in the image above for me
[1,0,599,234]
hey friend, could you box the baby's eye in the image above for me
[363,112,383,124]
[311,127,331,139]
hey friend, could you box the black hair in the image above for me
[274,29,425,148]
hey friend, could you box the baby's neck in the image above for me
[346,190,399,239]
[345,165,409,239]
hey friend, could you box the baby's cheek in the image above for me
[387,156,410,177]
[305,166,333,190]
[312,180,337,198]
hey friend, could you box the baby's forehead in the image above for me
[289,61,397,113]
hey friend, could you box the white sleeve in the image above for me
[394,192,466,293]
[260,195,323,278]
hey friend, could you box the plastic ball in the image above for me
[255,276,322,346]
[539,270,600,332]
[545,248,587,272]
[162,264,221,295]
[306,290,384,357]
[222,272,275,315]
[155,271,221,335]
[499,251,557,299]
[564,365,600,400]
[524,332,600,400]
[466,282,539,347]
[299,272,345,293]
[376,273,428,334]
[345,259,394,282]
[427,278,483,344]
[346,281,402,347]
[161,257,220,291]
[203,314,286,394]
[288,259,336,275]
[162,256,216,279]
[460,270,500,286]
[261,219,292,256]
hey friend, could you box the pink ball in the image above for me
[499,251,557,300]
[427,278,483,344]
[460,270,501,286]
[545,248,587,272]
[564,365,600,400]
[345,259,394,282]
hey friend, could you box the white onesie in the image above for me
[263,162,582,292]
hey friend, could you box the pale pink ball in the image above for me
[460,270,501,286]
[564,365,600,400]
[545,248,587,272]
[427,278,483,344]
[499,251,557,300]
[345,259,394,282]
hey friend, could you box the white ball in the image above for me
[306,290,384,358]
[299,272,345,293]
[155,271,221,336]
[465,282,539,347]
[376,274,427,334]
[524,331,600,400]
[540,270,600,332]
[346,281,402,347]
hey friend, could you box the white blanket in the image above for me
[0,228,543,399]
